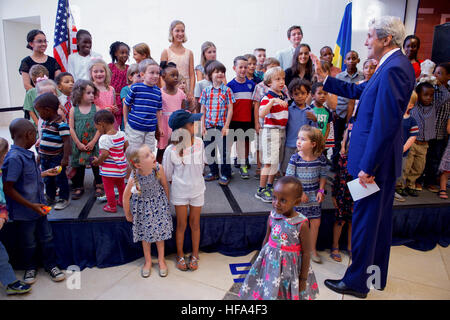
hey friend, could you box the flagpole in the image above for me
[66,0,71,57]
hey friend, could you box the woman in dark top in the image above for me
[19,29,61,91]
[284,43,314,88]
[403,35,423,79]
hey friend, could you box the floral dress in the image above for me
[131,164,173,243]
[71,104,99,167]
[439,138,450,173]
[331,154,353,224]
[239,211,319,300]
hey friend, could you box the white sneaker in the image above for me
[311,253,322,264]
[54,199,70,210]
[394,192,405,202]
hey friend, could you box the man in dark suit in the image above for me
[312,16,416,298]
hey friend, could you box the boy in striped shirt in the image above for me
[34,93,71,210]
[256,67,289,202]
[92,110,129,213]
[395,91,419,200]
[124,59,163,151]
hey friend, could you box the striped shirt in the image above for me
[286,153,328,209]
[402,115,419,156]
[434,85,450,140]
[199,83,235,128]
[410,102,436,142]
[39,120,70,156]
[227,78,255,122]
[124,83,162,132]
[335,70,364,119]
[98,131,128,178]
[261,91,289,129]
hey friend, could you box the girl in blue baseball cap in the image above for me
[162,109,205,271]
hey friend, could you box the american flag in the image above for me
[53,0,78,72]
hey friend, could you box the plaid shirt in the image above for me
[434,85,450,140]
[199,83,235,128]
[252,82,290,103]
[410,102,436,142]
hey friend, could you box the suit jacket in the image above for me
[324,50,415,180]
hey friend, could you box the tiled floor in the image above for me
[1,245,449,300]
[1,124,449,300]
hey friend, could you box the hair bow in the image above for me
[36,75,49,83]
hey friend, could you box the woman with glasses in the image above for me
[19,29,61,91]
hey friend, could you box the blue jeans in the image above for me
[40,153,69,201]
[15,216,57,271]
[204,127,231,178]
[0,241,17,286]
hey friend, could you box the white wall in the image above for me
[404,0,419,36]
[0,0,415,109]
[3,19,41,106]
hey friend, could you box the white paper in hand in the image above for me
[347,178,380,201]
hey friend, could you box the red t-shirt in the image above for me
[412,60,423,79]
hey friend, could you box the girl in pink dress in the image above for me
[89,58,119,129]
[156,62,186,163]
[160,20,195,100]
[108,41,130,128]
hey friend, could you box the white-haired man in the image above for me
[313,16,416,298]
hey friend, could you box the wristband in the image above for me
[318,189,325,194]
[299,277,307,281]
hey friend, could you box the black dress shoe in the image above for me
[324,279,368,299]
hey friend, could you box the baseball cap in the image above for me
[168,109,203,131]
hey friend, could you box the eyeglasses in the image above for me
[33,40,48,44]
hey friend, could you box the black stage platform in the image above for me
[1,166,449,270]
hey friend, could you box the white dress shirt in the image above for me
[275,46,295,71]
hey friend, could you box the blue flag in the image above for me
[333,1,352,71]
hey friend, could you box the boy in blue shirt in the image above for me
[0,137,32,295]
[282,78,317,174]
[395,92,419,201]
[124,59,163,151]
[2,119,65,285]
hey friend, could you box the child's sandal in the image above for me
[95,185,104,197]
[438,190,448,199]
[188,255,199,271]
[330,248,342,262]
[71,188,84,200]
[175,256,188,271]
[103,205,117,213]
